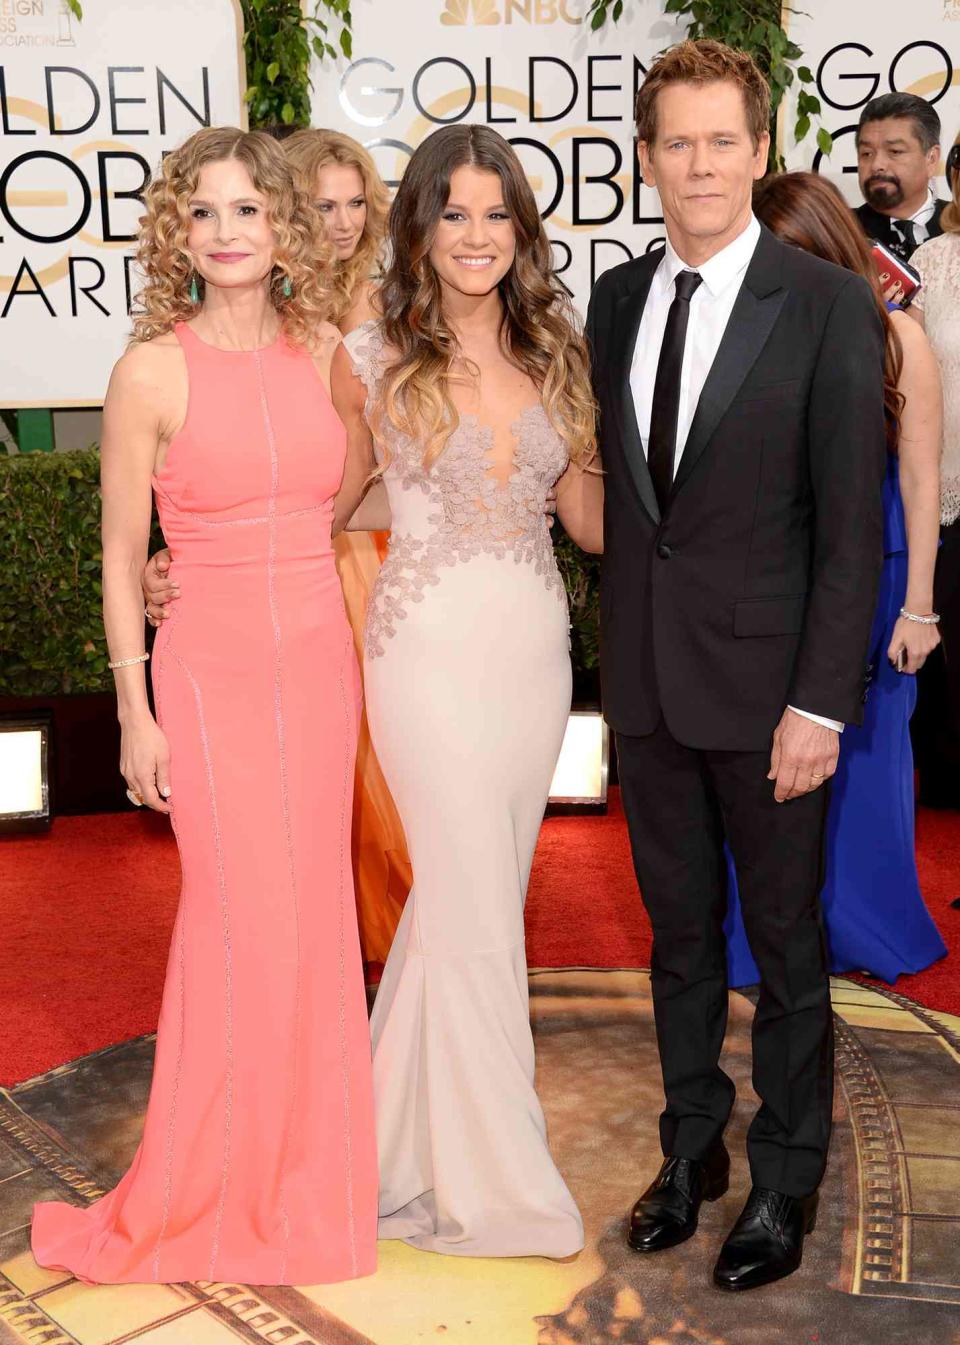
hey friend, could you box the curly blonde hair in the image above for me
[133,126,334,348]
[283,128,390,324]
[377,124,596,470]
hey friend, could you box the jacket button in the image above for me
[657,542,673,560]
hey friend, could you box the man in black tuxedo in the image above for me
[854,92,947,261]
[587,40,886,1291]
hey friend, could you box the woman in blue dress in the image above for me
[726,172,946,986]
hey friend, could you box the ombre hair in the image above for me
[753,170,903,449]
[943,130,960,234]
[133,126,334,348]
[376,124,596,470]
[283,128,390,324]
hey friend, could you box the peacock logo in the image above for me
[440,0,583,24]
[441,0,500,22]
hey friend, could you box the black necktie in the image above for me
[892,218,918,256]
[647,269,703,514]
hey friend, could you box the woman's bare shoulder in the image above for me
[307,320,343,355]
[339,280,380,335]
[112,332,183,387]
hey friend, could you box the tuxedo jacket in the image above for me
[587,224,888,752]
[854,199,948,258]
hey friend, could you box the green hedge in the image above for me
[0,449,164,696]
[555,527,600,678]
[0,449,599,697]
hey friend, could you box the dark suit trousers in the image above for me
[616,720,834,1198]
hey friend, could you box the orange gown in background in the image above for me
[334,530,410,964]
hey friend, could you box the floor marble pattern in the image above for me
[1,971,959,1345]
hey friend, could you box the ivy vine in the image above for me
[241,0,352,129]
[587,0,832,171]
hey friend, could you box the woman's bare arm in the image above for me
[330,342,382,536]
[555,458,604,553]
[343,477,390,530]
[889,310,943,672]
[100,344,173,811]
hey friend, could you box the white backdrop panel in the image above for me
[0,0,245,407]
[309,0,687,317]
[782,8,959,202]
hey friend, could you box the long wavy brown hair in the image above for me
[943,129,960,234]
[133,127,334,348]
[753,170,903,449]
[377,124,596,469]
[283,128,390,323]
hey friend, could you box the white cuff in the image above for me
[788,705,844,734]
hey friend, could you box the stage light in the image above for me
[547,709,609,815]
[0,714,51,833]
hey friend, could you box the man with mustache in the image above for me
[854,92,947,262]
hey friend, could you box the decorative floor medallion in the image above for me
[1,972,958,1344]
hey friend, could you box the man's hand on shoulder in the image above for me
[767,707,840,803]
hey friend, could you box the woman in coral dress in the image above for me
[146,128,411,965]
[334,125,602,1258]
[31,128,378,1285]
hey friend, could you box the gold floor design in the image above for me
[1,971,959,1345]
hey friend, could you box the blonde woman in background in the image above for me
[147,128,411,965]
[33,128,378,1285]
[286,129,411,965]
[284,127,388,334]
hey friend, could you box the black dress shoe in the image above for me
[627,1142,730,1253]
[713,1186,818,1291]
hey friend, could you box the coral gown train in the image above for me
[31,323,378,1285]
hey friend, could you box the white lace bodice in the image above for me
[343,320,569,657]
[912,232,960,525]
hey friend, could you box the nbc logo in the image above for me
[440,0,583,23]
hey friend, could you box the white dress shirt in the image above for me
[899,187,938,247]
[629,214,843,734]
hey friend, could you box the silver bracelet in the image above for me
[108,652,151,669]
[899,608,940,626]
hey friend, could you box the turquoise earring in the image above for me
[282,275,292,299]
[189,274,200,304]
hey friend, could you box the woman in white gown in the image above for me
[332,124,602,1258]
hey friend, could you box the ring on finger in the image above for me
[126,787,144,807]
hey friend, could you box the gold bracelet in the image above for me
[108,652,150,669]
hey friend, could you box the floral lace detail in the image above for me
[911,234,960,525]
[343,321,570,659]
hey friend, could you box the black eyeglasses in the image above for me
[948,142,960,184]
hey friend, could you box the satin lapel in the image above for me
[671,252,787,499]
[613,267,660,525]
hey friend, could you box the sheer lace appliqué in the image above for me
[911,234,960,525]
[343,321,569,659]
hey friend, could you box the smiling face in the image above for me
[857,116,939,217]
[428,165,517,300]
[638,80,768,262]
[186,157,276,291]
[314,162,367,261]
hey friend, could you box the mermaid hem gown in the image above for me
[31,324,378,1285]
[725,453,947,986]
[344,321,584,1259]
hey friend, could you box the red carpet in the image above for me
[2,790,958,1086]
